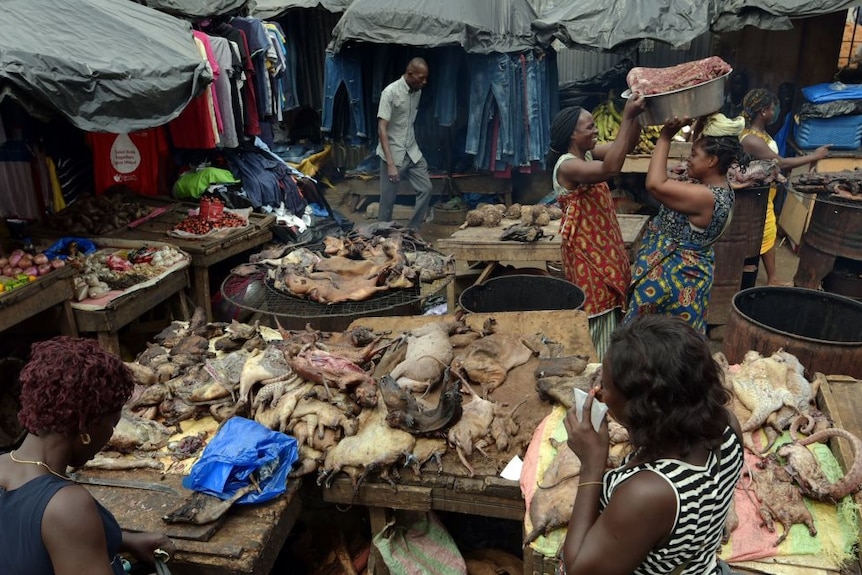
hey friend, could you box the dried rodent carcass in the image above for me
[523,438,581,545]
[452,333,534,396]
[318,402,416,490]
[460,204,504,229]
[777,427,862,502]
[388,322,454,393]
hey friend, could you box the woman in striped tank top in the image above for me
[561,314,743,575]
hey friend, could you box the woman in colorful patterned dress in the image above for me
[626,114,745,333]
[739,89,830,287]
[548,95,645,358]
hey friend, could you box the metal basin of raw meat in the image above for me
[622,71,731,126]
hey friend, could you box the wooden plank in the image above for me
[0,266,75,333]
[82,469,303,575]
[322,479,433,511]
[73,268,189,333]
[436,214,649,265]
[432,484,524,521]
[817,376,862,569]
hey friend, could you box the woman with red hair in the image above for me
[0,336,174,574]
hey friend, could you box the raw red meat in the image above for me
[627,56,731,95]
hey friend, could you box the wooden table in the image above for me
[72,266,191,355]
[79,469,303,575]
[106,199,275,322]
[30,197,276,322]
[323,312,595,575]
[435,214,650,310]
[0,265,77,336]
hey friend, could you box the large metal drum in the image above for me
[804,196,862,259]
[795,196,862,289]
[723,287,862,378]
[460,275,585,314]
[708,186,770,325]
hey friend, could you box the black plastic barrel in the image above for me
[723,287,862,378]
[459,275,585,313]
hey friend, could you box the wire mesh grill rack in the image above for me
[220,258,453,327]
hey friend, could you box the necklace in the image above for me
[8,451,72,481]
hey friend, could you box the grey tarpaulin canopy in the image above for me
[137,0,251,18]
[533,0,862,51]
[0,0,212,133]
[250,0,350,19]
[712,0,862,32]
[330,0,539,54]
[532,0,712,50]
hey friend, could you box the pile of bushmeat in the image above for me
[99,309,862,548]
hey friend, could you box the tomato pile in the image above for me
[172,211,247,235]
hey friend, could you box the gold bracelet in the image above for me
[577,481,603,488]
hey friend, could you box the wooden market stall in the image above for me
[29,197,276,323]
[321,310,597,575]
[0,265,77,337]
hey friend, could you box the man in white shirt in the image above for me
[376,58,432,231]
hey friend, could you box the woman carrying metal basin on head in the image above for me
[547,94,646,359]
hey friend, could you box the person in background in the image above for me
[560,314,743,575]
[721,71,749,120]
[739,89,830,288]
[376,57,432,232]
[547,94,645,358]
[626,113,745,333]
[0,337,175,575]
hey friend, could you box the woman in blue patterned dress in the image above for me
[625,114,746,333]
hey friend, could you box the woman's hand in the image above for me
[122,531,176,565]
[564,388,610,475]
[660,116,690,139]
[813,144,831,161]
[623,93,646,119]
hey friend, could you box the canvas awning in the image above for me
[0,0,211,132]
[136,0,251,18]
[330,0,539,54]
[532,0,711,50]
[250,0,350,19]
[532,0,862,51]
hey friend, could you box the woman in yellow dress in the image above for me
[739,89,830,286]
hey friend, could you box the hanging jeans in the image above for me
[433,47,462,127]
[465,54,514,157]
[525,51,551,164]
[322,50,367,138]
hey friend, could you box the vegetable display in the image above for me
[0,249,66,294]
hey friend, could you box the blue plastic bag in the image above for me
[802,82,862,104]
[183,417,298,504]
[43,237,98,260]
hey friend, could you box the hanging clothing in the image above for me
[168,36,219,149]
[553,152,630,317]
[625,185,734,334]
[740,127,779,255]
[208,35,240,149]
[88,128,168,195]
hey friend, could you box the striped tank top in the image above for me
[600,426,743,575]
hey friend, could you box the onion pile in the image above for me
[0,249,65,279]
